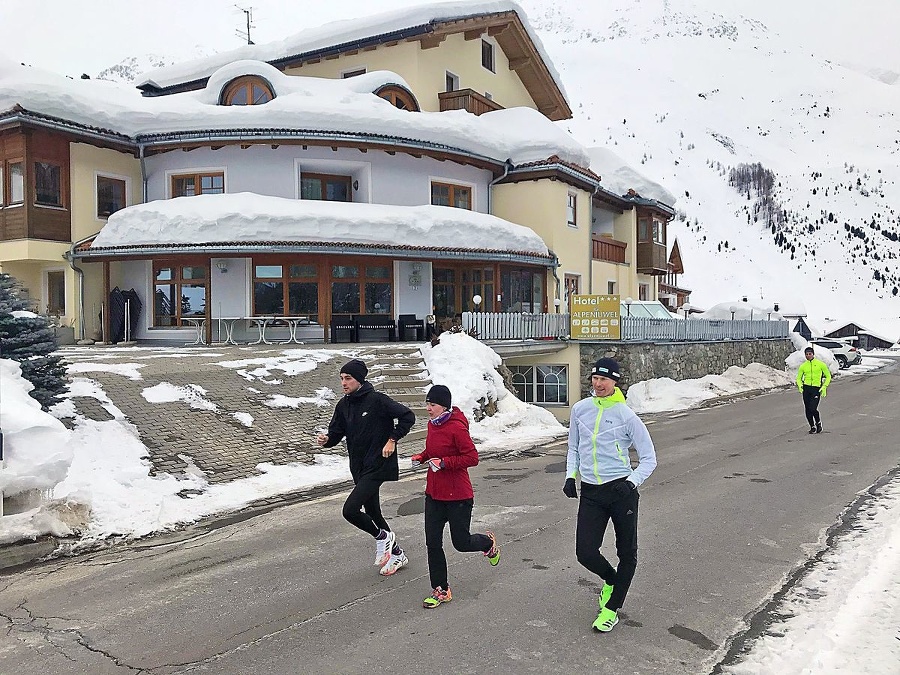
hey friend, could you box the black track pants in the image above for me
[575,479,639,612]
[342,476,390,538]
[802,385,822,428]
[424,494,492,590]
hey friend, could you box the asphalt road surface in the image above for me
[1,361,898,675]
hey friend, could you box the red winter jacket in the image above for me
[420,407,478,501]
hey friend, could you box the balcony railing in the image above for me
[438,89,503,116]
[636,241,667,275]
[592,236,627,263]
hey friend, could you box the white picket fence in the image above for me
[462,312,570,340]
[461,312,789,342]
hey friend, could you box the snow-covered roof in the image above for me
[136,0,568,104]
[587,146,676,206]
[85,193,552,261]
[0,58,587,167]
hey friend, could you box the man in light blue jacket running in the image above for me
[564,357,657,633]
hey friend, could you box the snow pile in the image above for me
[90,193,551,255]
[587,146,676,204]
[627,363,793,414]
[421,332,566,451]
[0,359,73,496]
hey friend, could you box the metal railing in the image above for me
[621,317,789,341]
[462,312,790,342]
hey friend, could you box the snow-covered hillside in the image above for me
[522,0,900,339]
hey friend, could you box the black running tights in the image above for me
[424,494,492,590]
[342,476,390,538]
[575,480,639,612]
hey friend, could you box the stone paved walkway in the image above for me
[56,342,430,485]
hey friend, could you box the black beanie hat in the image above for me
[591,357,622,382]
[426,384,452,409]
[340,359,368,383]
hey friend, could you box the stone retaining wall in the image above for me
[578,339,793,398]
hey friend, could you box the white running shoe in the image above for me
[379,551,409,576]
[374,530,396,567]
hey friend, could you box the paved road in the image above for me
[1,362,898,674]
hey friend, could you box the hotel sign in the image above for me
[570,294,621,339]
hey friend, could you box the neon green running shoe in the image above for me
[423,586,452,609]
[598,583,614,609]
[592,607,619,633]
[484,530,500,566]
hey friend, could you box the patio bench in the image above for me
[330,314,358,343]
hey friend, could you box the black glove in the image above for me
[563,478,577,499]
[613,480,636,500]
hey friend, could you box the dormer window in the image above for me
[221,76,274,105]
[374,85,420,112]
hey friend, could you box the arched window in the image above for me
[374,85,419,112]
[221,76,274,106]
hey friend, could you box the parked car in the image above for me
[810,339,862,369]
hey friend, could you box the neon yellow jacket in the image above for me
[796,358,831,392]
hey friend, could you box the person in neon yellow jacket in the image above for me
[796,346,832,434]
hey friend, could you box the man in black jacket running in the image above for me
[317,359,416,575]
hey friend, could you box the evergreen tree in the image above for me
[0,273,68,409]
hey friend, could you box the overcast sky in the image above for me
[0,0,424,78]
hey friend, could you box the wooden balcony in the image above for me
[438,89,503,116]
[636,242,668,275]
[592,236,627,264]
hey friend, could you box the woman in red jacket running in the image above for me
[410,384,500,608]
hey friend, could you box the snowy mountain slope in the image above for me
[522,0,900,338]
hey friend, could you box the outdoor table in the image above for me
[213,317,245,345]
[248,316,276,345]
[277,316,310,344]
[182,317,207,345]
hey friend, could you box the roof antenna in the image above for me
[235,5,255,45]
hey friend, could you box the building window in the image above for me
[252,263,320,321]
[566,192,577,228]
[607,281,617,295]
[153,264,207,327]
[431,181,471,209]
[47,270,65,315]
[329,263,392,315]
[6,161,23,204]
[301,173,352,202]
[342,68,367,79]
[510,365,568,404]
[433,267,457,318]
[500,267,544,313]
[365,265,392,314]
[639,283,650,301]
[445,71,459,92]
[375,85,419,111]
[34,161,62,206]
[481,40,495,72]
[97,176,126,218]
[221,76,273,105]
[639,217,665,244]
[564,274,580,307]
[171,172,224,197]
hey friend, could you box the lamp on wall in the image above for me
[215,261,228,274]
[408,262,422,290]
